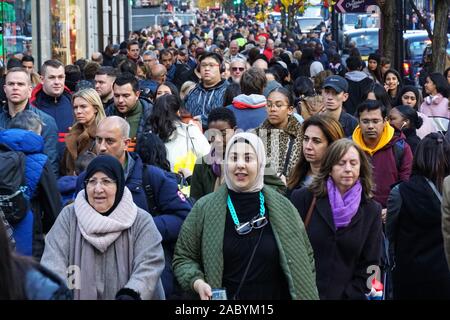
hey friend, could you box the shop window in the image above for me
[51,0,85,65]
[0,0,32,66]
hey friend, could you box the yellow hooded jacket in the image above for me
[352,122,395,157]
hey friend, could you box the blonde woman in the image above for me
[61,88,106,175]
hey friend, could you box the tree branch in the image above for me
[408,0,433,40]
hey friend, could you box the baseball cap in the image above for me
[323,75,348,93]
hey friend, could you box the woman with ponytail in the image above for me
[389,105,423,154]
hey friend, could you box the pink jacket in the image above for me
[419,94,450,119]
[416,112,437,139]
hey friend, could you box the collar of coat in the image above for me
[65,121,97,159]
[198,79,227,92]
[314,194,368,233]
[259,114,302,137]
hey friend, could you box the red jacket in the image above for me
[263,47,273,61]
[30,83,72,106]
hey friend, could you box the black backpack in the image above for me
[0,144,29,225]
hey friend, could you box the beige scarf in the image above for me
[74,187,137,253]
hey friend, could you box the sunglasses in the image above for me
[235,215,268,235]
[232,67,245,72]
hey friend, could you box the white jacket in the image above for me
[165,121,211,171]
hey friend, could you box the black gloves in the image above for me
[115,288,141,300]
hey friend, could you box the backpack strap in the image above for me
[392,140,405,172]
[185,124,197,155]
[425,178,443,203]
[141,164,160,216]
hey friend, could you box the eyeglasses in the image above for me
[85,178,116,188]
[266,102,290,109]
[235,215,268,235]
[231,67,245,72]
[200,63,220,69]
[360,119,384,125]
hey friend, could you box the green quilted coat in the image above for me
[173,185,319,300]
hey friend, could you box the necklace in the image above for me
[227,192,265,228]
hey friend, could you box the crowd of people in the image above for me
[1,10,450,300]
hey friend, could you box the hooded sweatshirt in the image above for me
[226,94,267,131]
[184,79,229,129]
[353,122,413,207]
[344,71,374,116]
[352,121,394,156]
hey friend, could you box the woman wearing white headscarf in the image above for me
[173,132,318,300]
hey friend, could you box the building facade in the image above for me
[0,0,131,68]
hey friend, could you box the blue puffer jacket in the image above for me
[184,80,229,128]
[57,175,77,206]
[104,97,153,141]
[25,263,72,300]
[0,102,60,177]
[0,129,49,258]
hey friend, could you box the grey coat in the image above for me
[40,205,166,300]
